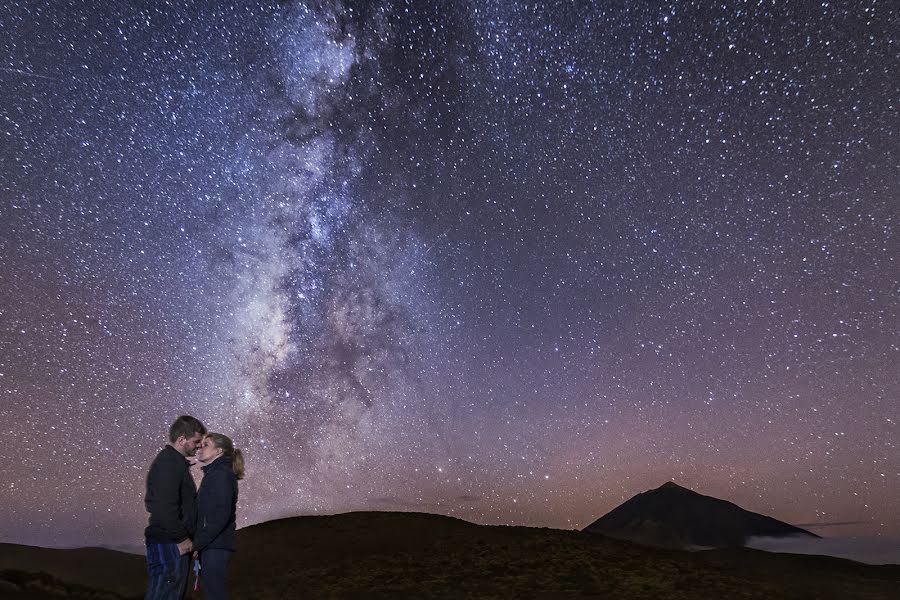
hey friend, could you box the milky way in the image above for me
[0,1,897,549]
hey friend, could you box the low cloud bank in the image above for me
[746,535,900,565]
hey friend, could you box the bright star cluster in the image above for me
[0,0,897,549]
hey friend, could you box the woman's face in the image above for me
[196,436,222,464]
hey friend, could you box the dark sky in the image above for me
[1,0,897,549]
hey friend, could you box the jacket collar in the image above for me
[201,456,232,474]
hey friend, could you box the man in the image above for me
[144,415,206,600]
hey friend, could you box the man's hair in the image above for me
[168,415,206,443]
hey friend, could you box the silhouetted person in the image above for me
[144,415,206,600]
[193,432,244,600]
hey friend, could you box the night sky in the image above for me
[1,1,897,551]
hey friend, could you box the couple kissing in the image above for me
[144,416,245,600]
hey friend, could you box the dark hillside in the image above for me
[1,512,897,599]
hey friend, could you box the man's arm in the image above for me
[147,456,191,543]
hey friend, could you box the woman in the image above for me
[193,433,244,599]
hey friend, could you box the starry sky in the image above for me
[0,1,897,551]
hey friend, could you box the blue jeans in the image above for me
[200,549,233,600]
[145,542,190,600]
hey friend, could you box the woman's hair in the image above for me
[205,433,245,480]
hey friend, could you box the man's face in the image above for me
[180,432,204,457]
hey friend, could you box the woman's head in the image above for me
[196,433,245,480]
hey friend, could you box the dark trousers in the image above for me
[200,549,232,600]
[145,543,190,600]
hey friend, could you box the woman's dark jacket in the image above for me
[194,456,238,552]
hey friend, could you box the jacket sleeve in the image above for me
[181,469,198,539]
[147,456,190,542]
[193,470,234,552]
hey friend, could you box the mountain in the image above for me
[3,511,897,599]
[583,481,819,548]
[0,543,144,598]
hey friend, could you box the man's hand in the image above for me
[177,539,193,555]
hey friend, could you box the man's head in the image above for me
[168,415,206,457]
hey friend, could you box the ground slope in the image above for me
[2,512,897,599]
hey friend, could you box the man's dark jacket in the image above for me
[144,445,197,544]
[194,456,238,552]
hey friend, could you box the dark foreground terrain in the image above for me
[1,512,898,599]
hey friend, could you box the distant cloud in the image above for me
[366,496,439,511]
[455,495,481,503]
[793,521,866,528]
[746,535,900,566]
[100,543,145,556]
[365,495,482,511]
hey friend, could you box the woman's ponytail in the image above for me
[232,448,245,480]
